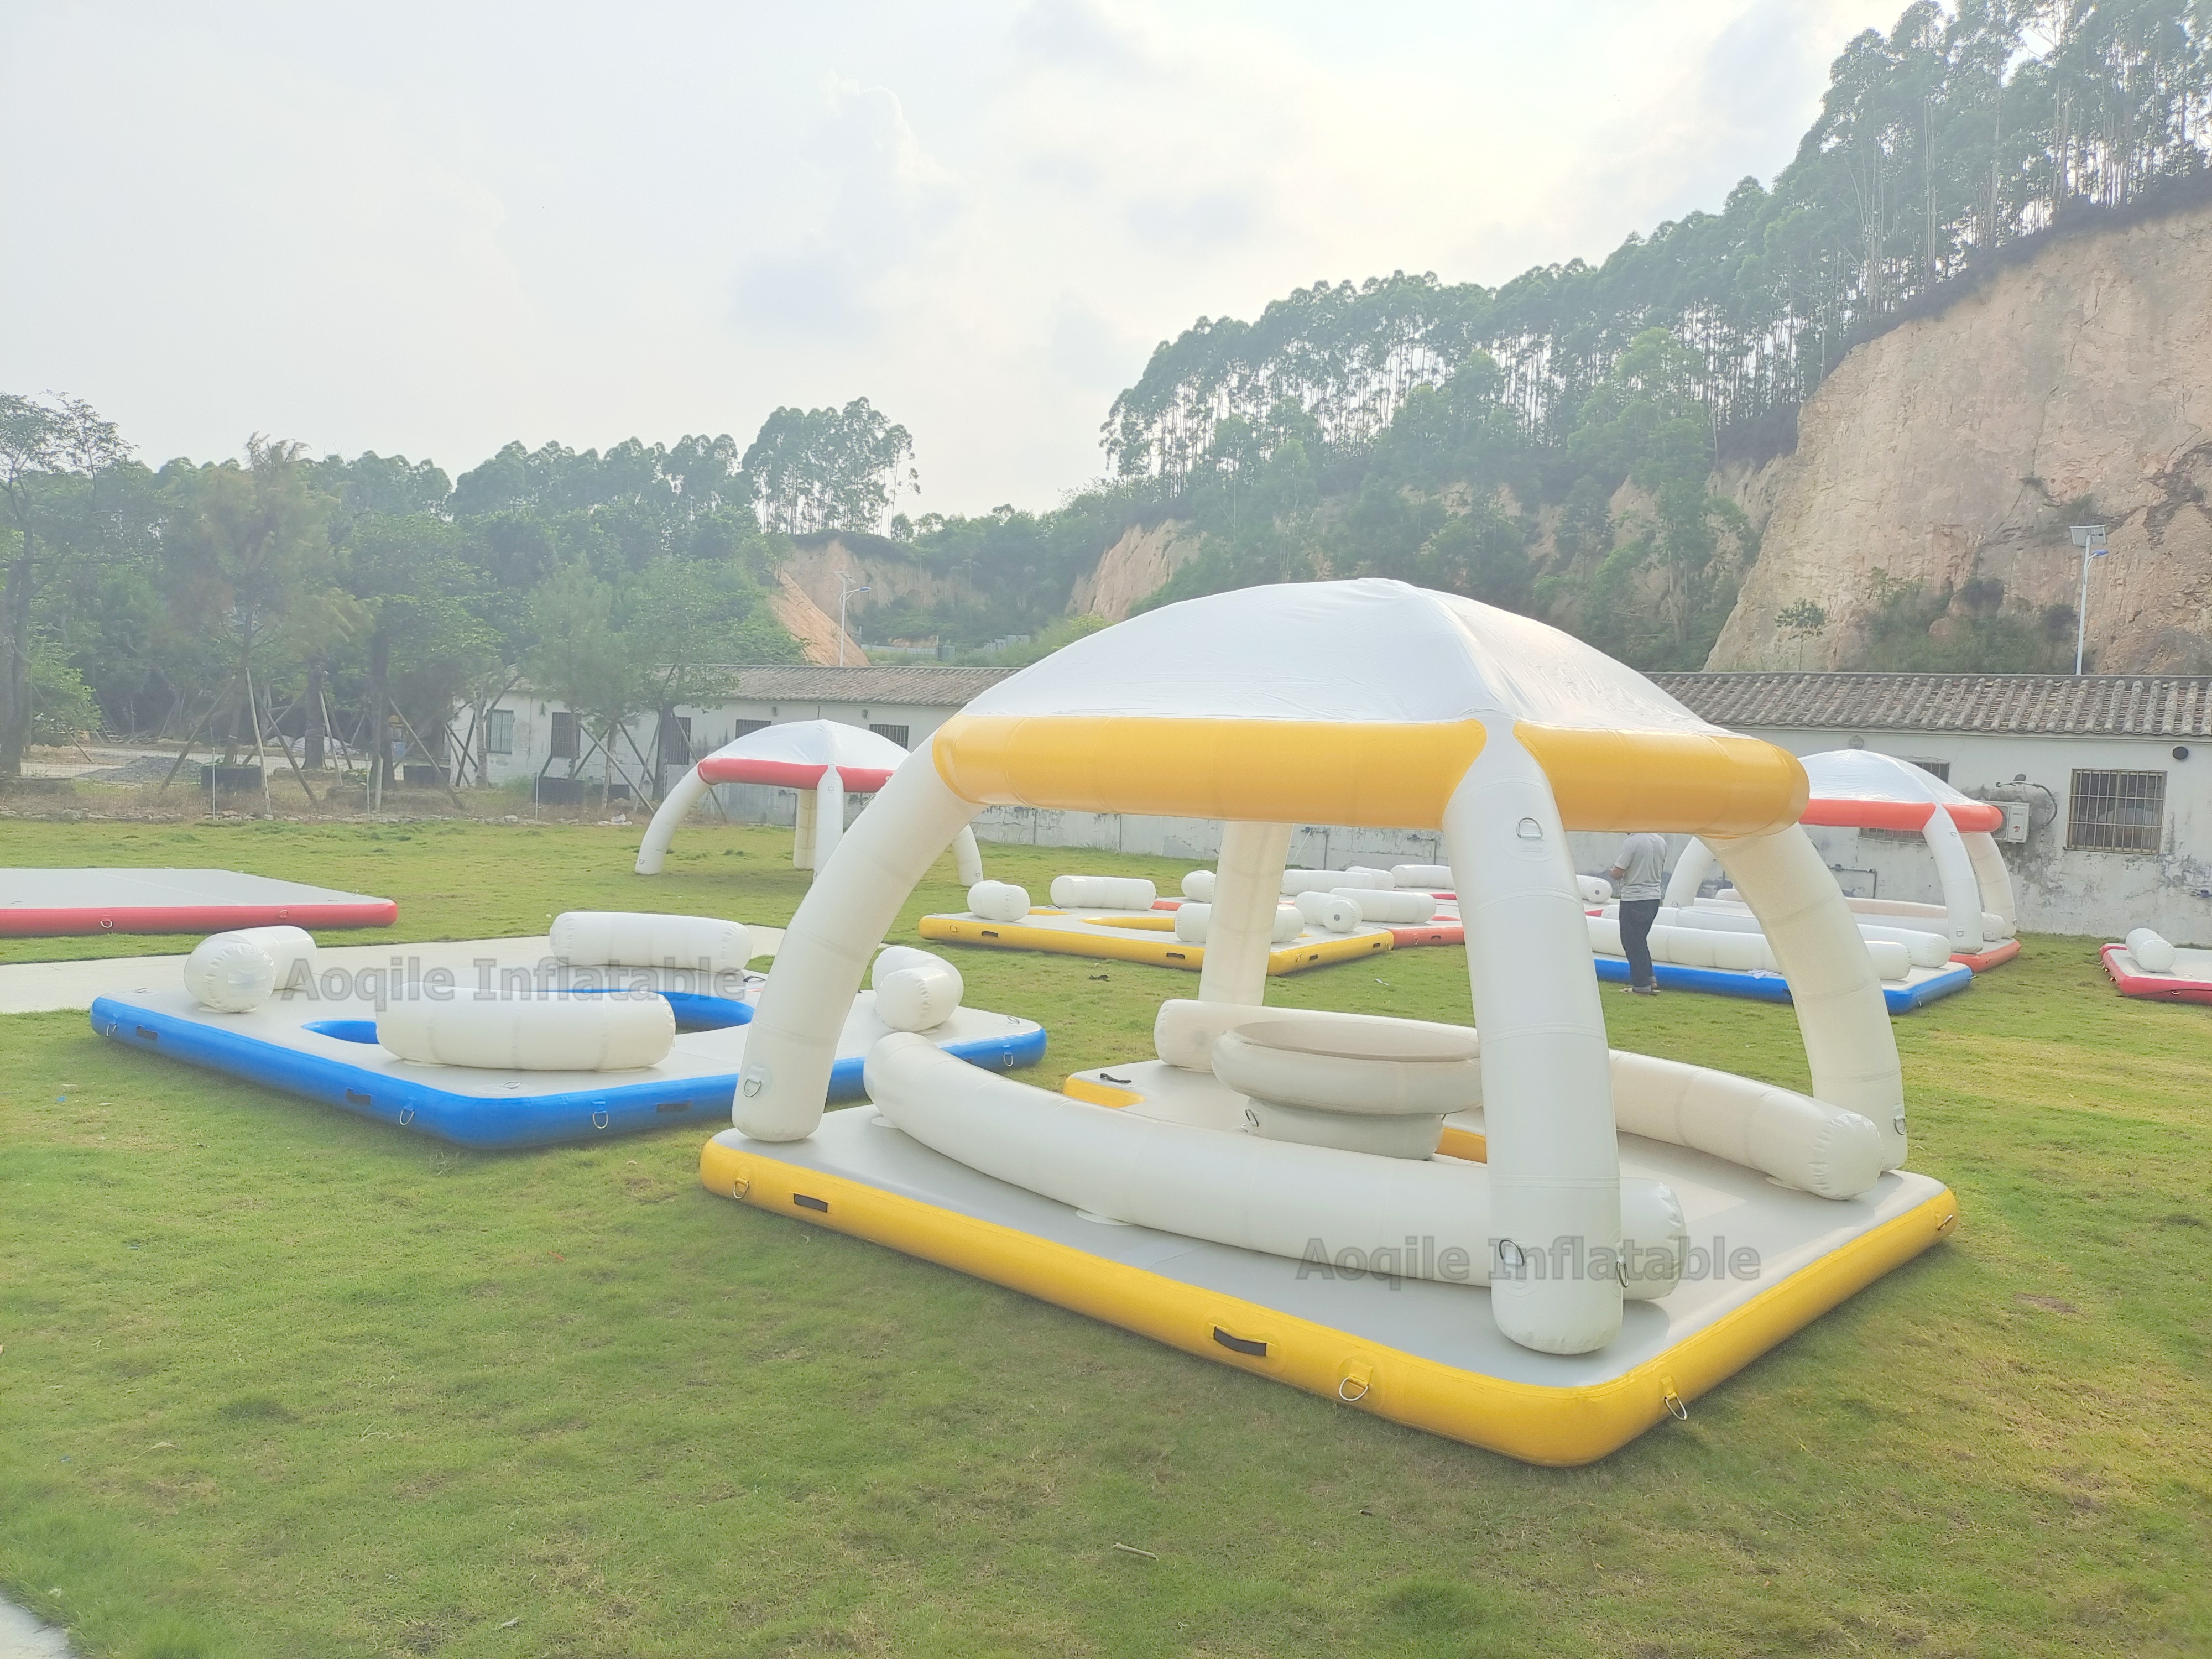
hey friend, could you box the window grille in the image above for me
[2067,769,2164,853]
[1910,759,1950,781]
[729,719,770,743]
[550,712,578,759]
[659,713,692,767]
[486,709,514,755]
[869,723,911,748]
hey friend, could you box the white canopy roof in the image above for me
[962,579,1727,733]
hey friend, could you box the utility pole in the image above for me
[835,570,870,667]
[2069,524,2108,675]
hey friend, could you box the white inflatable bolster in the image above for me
[1293,891,1363,933]
[1333,887,1438,925]
[550,911,751,972]
[1270,904,1303,943]
[1392,864,1454,890]
[185,925,317,1013]
[1149,1000,1880,1197]
[1657,904,1950,968]
[871,946,963,1032]
[2127,927,2177,972]
[967,880,1031,923]
[1180,870,1216,901]
[1280,868,1390,895]
[378,994,674,1070]
[1173,902,1211,943]
[1050,875,1156,910]
[1590,915,1911,983]
[866,1034,1687,1297]
[1577,874,1613,904]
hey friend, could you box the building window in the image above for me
[729,719,769,744]
[550,712,578,759]
[659,713,692,767]
[2067,769,2165,853]
[486,709,514,755]
[869,723,911,748]
[1910,759,1950,781]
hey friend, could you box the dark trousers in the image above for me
[1618,898,1661,989]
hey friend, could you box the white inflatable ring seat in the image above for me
[378,993,675,1071]
[1213,1017,1481,1159]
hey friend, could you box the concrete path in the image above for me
[0,1600,72,1659]
[0,930,785,1016]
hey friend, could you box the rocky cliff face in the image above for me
[1713,204,2212,671]
[1067,519,1199,619]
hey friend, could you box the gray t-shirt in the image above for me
[1612,833,1668,902]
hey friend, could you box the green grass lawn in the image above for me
[2,818,2208,1658]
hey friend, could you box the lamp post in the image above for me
[835,571,871,667]
[2069,524,2108,675]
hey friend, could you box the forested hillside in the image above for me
[0,400,916,780]
[8,0,2209,782]
[872,0,2212,671]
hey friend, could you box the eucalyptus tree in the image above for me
[0,393,131,774]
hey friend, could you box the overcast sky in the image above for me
[3,0,1900,516]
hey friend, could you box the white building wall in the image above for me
[1739,726,2212,943]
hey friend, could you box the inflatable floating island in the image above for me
[702,580,1958,1465]
[91,915,1041,1148]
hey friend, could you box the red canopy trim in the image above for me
[1800,797,2004,832]
[696,757,896,793]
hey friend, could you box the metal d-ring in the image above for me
[398,1105,415,1126]
[1337,1374,1370,1404]
[592,1108,609,1130]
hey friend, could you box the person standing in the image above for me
[1608,831,1668,996]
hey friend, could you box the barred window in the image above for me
[550,712,578,759]
[2067,769,2164,853]
[659,712,692,767]
[869,723,911,748]
[485,708,514,755]
[1910,759,1950,781]
[729,719,770,743]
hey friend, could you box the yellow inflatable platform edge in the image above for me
[698,1134,1957,1466]
[916,913,1392,975]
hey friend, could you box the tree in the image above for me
[0,393,131,774]
[743,399,917,535]
[161,437,357,773]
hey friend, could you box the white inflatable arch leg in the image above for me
[1445,722,1621,1357]
[813,770,846,877]
[634,765,711,874]
[953,825,984,886]
[1197,821,1293,1009]
[1710,826,1907,1168]
[794,792,818,869]
[1662,837,1715,909]
[735,753,982,1141]
[1961,829,2016,939]
[1921,809,1985,954]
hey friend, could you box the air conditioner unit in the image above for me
[1996,802,2031,844]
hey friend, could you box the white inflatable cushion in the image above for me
[1214,1017,1483,1117]
[1180,870,1217,901]
[1270,904,1304,943]
[1050,875,1156,910]
[872,946,964,1032]
[1333,887,1438,925]
[1295,891,1362,933]
[1173,902,1211,944]
[550,911,750,972]
[1578,874,1614,904]
[2127,927,2177,972]
[1391,864,1454,890]
[184,925,317,1013]
[378,993,674,1070]
[968,880,1031,923]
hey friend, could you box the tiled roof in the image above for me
[1650,672,2212,738]
[722,665,1015,705]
